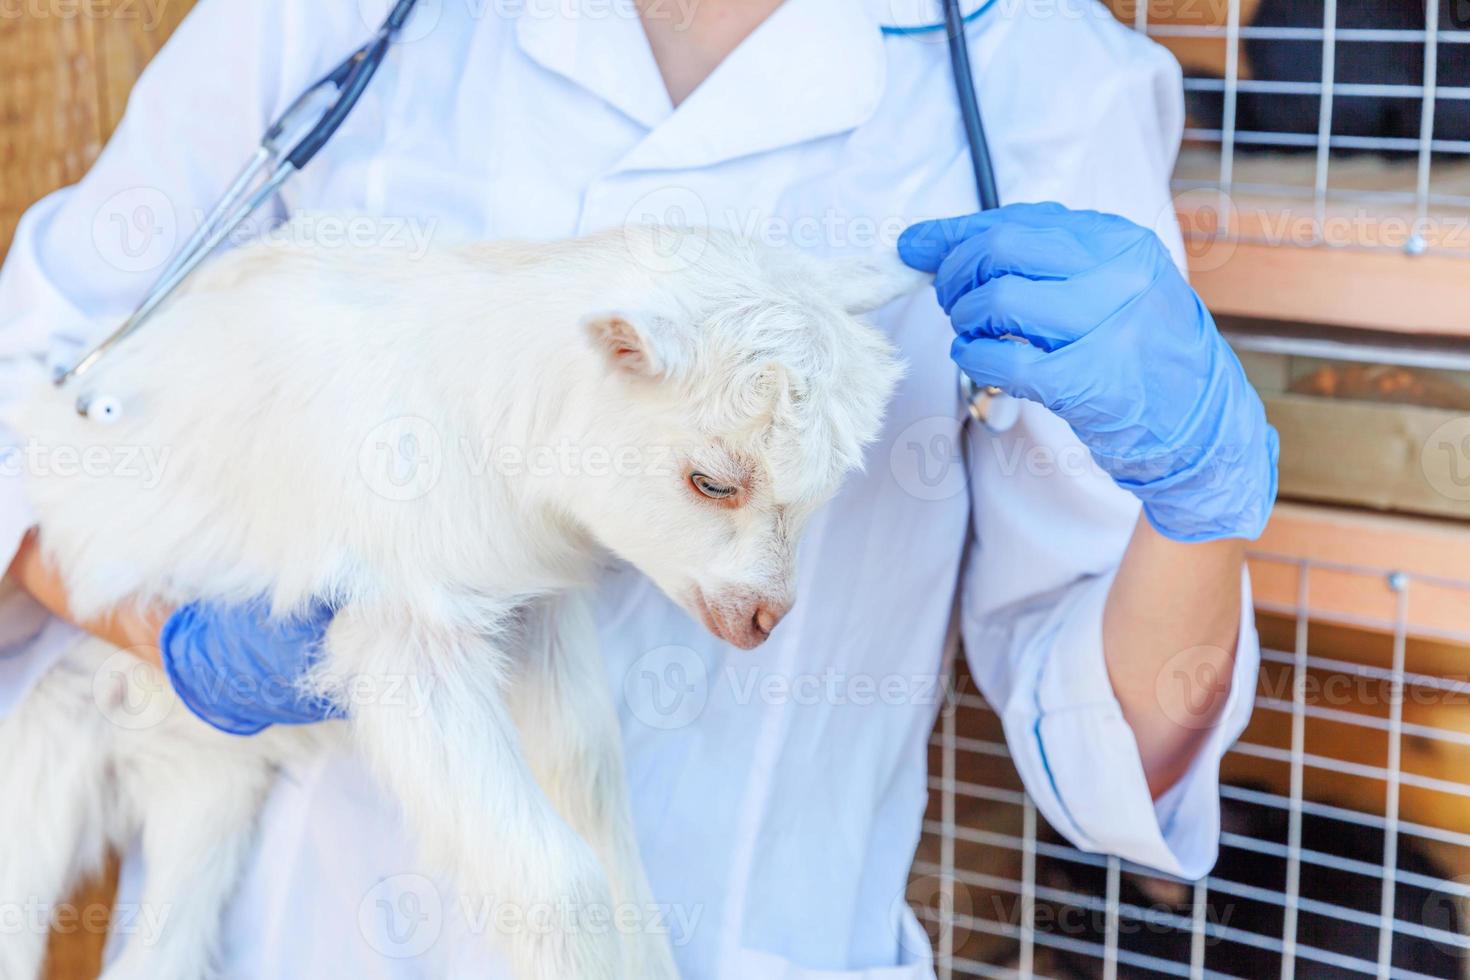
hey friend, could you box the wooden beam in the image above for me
[1250,503,1470,642]
[1189,239,1470,336]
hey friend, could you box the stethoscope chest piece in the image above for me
[964,380,1020,434]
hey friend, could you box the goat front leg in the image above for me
[328,605,619,980]
[511,596,680,980]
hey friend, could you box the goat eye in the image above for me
[690,472,736,500]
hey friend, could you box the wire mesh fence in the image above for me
[1124,0,1470,259]
[912,552,1470,979]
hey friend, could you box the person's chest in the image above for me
[281,0,996,244]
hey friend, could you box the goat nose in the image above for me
[752,603,787,638]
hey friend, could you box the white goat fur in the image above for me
[0,224,912,980]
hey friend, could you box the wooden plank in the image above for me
[1250,503,1470,642]
[0,12,103,255]
[1189,238,1470,336]
[0,1,193,259]
[1256,502,1470,587]
[1265,393,1470,522]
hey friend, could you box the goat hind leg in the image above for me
[99,727,286,980]
[0,646,116,980]
[511,597,680,980]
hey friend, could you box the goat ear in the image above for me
[820,252,932,315]
[749,361,794,418]
[583,312,666,379]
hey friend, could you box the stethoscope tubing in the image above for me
[54,0,422,400]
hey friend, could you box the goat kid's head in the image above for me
[561,229,914,650]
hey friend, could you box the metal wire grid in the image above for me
[913,551,1470,979]
[1132,0,1470,255]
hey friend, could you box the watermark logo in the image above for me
[1,439,172,490]
[93,187,176,274]
[1171,188,1240,273]
[900,873,974,957]
[1421,417,1470,502]
[0,0,170,31]
[357,0,444,40]
[0,898,169,944]
[359,873,444,958]
[889,415,967,502]
[1154,644,1233,731]
[622,187,711,273]
[92,648,175,730]
[1449,0,1470,30]
[1421,874,1470,959]
[623,645,708,731]
[359,415,445,502]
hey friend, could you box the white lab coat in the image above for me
[0,0,1260,976]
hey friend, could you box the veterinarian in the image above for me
[0,0,1277,976]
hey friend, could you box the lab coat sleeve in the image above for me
[0,0,347,687]
[960,31,1260,881]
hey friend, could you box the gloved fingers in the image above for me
[901,211,1003,273]
[946,276,1087,352]
[950,333,1053,403]
[924,222,1158,317]
[945,247,1169,351]
[931,227,1078,312]
[900,203,1144,276]
[901,203,1083,272]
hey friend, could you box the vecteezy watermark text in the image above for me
[1,440,171,490]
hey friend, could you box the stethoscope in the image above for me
[55,0,1013,429]
[890,0,1018,431]
[54,0,425,421]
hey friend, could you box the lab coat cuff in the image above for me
[1023,567,1258,881]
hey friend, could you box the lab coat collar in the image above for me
[865,0,991,31]
[515,0,672,130]
[516,0,888,172]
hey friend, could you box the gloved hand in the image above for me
[160,598,341,735]
[899,202,1278,543]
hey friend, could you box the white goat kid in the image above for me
[0,224,912,980]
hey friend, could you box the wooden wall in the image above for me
[0,0,194,255]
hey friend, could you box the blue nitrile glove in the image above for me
[160,598,341,735]
[899,202,1278,543]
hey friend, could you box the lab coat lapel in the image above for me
[514,0,672,130]
[617,0,887,172]
[518,0,888,174]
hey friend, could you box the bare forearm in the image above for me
[4,528,168,664]
[1103,517,1246,798]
